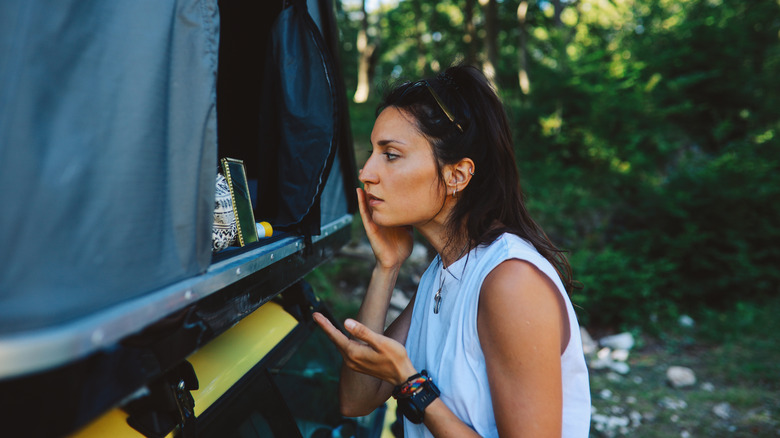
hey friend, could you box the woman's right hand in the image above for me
[357,187,413,270]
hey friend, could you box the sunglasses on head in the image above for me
[403,80,464,133]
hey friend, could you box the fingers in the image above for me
[312,312,350,349]
[343,318,373,343]
[314,314,413,383]
[313,314,374,372]
[356,187,375,232]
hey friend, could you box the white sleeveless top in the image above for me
[404,233,591,438]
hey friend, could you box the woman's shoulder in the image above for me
[476,232,564,293]
[477,232,538,261]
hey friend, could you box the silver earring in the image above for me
[469,168,474,176]
[452,186,458,198]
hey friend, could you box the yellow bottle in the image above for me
[256,221,273,238]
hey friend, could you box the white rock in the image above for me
[591,414,629,435]
[589,347,613,369]
[713,402,732,420]
[629,410,642,426]
[610,348,630,362]
[609,361,630,374]
[389,289,410,310]
[580,327,597,355]
[589,357,611,370]
[342,241,375,259]
[600,332,635,350]
[600,389,613,400]
[660,396,688,410]
[678,314,695,328]
[408,242,429,266]
[385,308,401,328]
[667,366,697,388]
[701,382,715,392]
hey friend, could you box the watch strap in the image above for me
[396,374,440,424]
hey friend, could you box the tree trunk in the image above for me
[517,1,530,94]
[551,0,563,27]
[464,0,478,66]
[353,0,375,103]
[480,0,499,86]
[412,0,427,76]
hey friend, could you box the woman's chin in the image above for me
[370,214,406,229]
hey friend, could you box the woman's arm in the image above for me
[476,259,568,437]
[313,187,417,416]
[414,260,565,437]
[318,258,567,436]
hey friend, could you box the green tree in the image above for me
[336,0,780,328]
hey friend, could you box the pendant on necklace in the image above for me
[434,264,445,314]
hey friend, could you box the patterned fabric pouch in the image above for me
[213,173,237,251]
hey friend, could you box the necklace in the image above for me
[433,268,445,314]
[433,242,470,314]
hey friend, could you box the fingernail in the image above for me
[344,319,356,330]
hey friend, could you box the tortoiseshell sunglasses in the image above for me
[403,80,464,133]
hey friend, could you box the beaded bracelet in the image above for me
[392,371,429,399]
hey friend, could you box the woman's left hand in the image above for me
[313,312,416,386]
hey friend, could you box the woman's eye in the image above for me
[383,152,400,161]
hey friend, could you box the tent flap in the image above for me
[0,0,220,333]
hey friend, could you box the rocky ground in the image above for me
[585,327,778,437]
[319,240,780,437]
[585,323,780,438]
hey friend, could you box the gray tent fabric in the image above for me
[0,0,219,333]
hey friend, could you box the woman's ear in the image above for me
[446,158,476,191]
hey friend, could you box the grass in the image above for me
[589,297,780,437]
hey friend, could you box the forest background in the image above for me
[329,0,780,330]
[307,0,780,435]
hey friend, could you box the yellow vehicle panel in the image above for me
[71,301,298,437]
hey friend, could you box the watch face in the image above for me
[398,398,424,424]
[397,379,440,424]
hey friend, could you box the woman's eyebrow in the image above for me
[375,138,406,147]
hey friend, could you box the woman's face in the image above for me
[359,107,446,228]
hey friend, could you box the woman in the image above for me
[313,65,590,437]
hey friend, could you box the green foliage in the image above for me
[305,259,362,321]
[694,297,780,387]
[335,0,780,328]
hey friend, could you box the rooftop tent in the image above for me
[0,0,356,336]
[0,0,220,333]
[0,0,356,422]
[0,0,357,432]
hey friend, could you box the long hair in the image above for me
[377,64,575,293]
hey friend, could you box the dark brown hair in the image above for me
[377,64,575,293]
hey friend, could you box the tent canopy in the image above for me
[0,0,356,371]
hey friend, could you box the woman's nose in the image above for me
[358,156,378,184]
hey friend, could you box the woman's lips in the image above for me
[366,193,383,207]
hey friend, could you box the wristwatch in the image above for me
[396,375,440,424]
